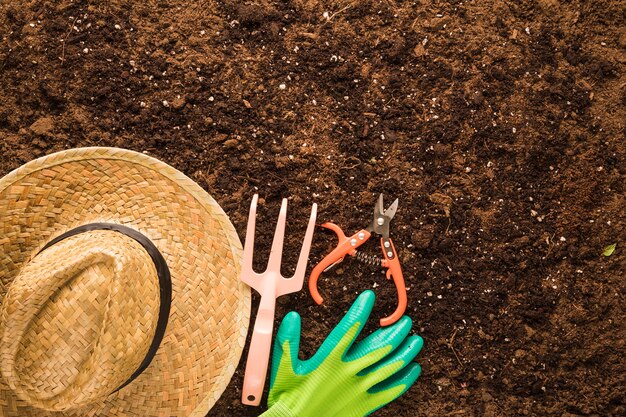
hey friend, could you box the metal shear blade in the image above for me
[368,194,399,237]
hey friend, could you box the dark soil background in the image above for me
[1,0,624,416]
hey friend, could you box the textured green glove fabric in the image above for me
[260,290,423,417]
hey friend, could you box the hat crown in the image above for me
[0,230,160,411]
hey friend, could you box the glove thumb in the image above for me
[270,311,302,387]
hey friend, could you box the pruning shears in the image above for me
[308,194,407,326]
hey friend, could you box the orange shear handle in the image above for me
[309,223,370,305]
[379,238,407,327]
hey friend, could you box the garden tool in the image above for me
[260,290,423,417]
[309,194,407,326]
[241,194,317,406]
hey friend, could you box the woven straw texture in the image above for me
[0,147,251,417]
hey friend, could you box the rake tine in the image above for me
[283,203,317,293]
[293,203,317,278]
[242,194,258,276]
[267,198,288,271]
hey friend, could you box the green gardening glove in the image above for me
[260,290,423,417]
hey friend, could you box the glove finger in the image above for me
[345,315,413,367]
[270,311,302,386]
[306,291,375,370]
[363,362,422,416]
[359,335,423,387]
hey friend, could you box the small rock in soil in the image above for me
[414,43,426,57]
[29,117,54,135]
[171,96,186,110]
[223,139,239,149]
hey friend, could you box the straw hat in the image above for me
[0,147,250,416]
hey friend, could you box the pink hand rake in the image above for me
[241,194,317,406]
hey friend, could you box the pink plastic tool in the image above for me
[241,194,317,406]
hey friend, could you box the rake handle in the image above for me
[242,290,276,406]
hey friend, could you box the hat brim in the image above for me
[0,147,250,416]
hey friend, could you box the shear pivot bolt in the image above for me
[384,241,390,248]
[350,238,357,246]
[377,217,384,226]
[358,232,365,240]
[387,251,393,257]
